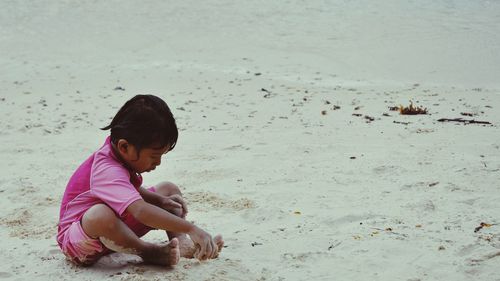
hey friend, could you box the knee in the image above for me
[155,181,182,197]
[82,204,119,233]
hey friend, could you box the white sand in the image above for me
[1,1,499,280]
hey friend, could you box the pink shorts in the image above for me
[60,187,156,265]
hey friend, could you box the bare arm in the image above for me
[138,186,187,218]
[127,199,217,260]
[127,199,192,233]
[139,186,164,206]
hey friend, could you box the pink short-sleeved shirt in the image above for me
[57,137,143,246]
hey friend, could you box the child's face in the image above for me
[115,140,170,173]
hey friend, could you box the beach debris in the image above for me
[293,211,301,215]
[38,99,48,106]
[460,112,475,117]
[321,110,327,115]
[393,120,411,125]
[438,246,446,251]
[251,242,263,247]
[415,224,422,228]
[333,105,341,110]
[113,86,125,91]
[474,222,494,233]
[261,88,272,98]
[328,241,342,250]
[389,106,399,111]
[354,106,361,110]
[416,128,434,133]
[437,118,492,125]
[371,227,408,238]
[254,72,262,76]
[399,101,428,115]
[364,115,375,122]
[479,235,493,242]
[325,100,331,105]
[353,235,362,240]
[350,156,356,159]
[13,80,28,85]
[428,182,439,187]
[352,113,362,117]
[382,113,390,117]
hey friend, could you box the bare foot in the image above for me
[180,234,224,259]
[178,236,196,258]
[213,234,224,258]
[141,238,180,266]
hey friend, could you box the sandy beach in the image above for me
[1,1,499,280]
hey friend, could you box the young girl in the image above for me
[57,94,223,266]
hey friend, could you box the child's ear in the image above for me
[116,139,129,154]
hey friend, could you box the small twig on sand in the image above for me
[328,241,342,250]
[393,120,411,125]
[371,227,408,238]
[437,118,492,125]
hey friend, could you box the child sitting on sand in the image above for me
[57,94,223,266]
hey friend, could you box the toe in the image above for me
[171,248,180,265]
[169,237,179,249]
[214,235,224,252]
[168,238,180,265]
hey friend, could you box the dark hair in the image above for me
[101,94,178,153]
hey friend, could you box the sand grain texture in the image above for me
[1,1,500,280]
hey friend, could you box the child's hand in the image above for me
[188,226,218,261]
[160,195,188,218]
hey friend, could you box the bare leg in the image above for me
[81,204,180,266]
[154,182,194,257]
[154,182,187,239]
